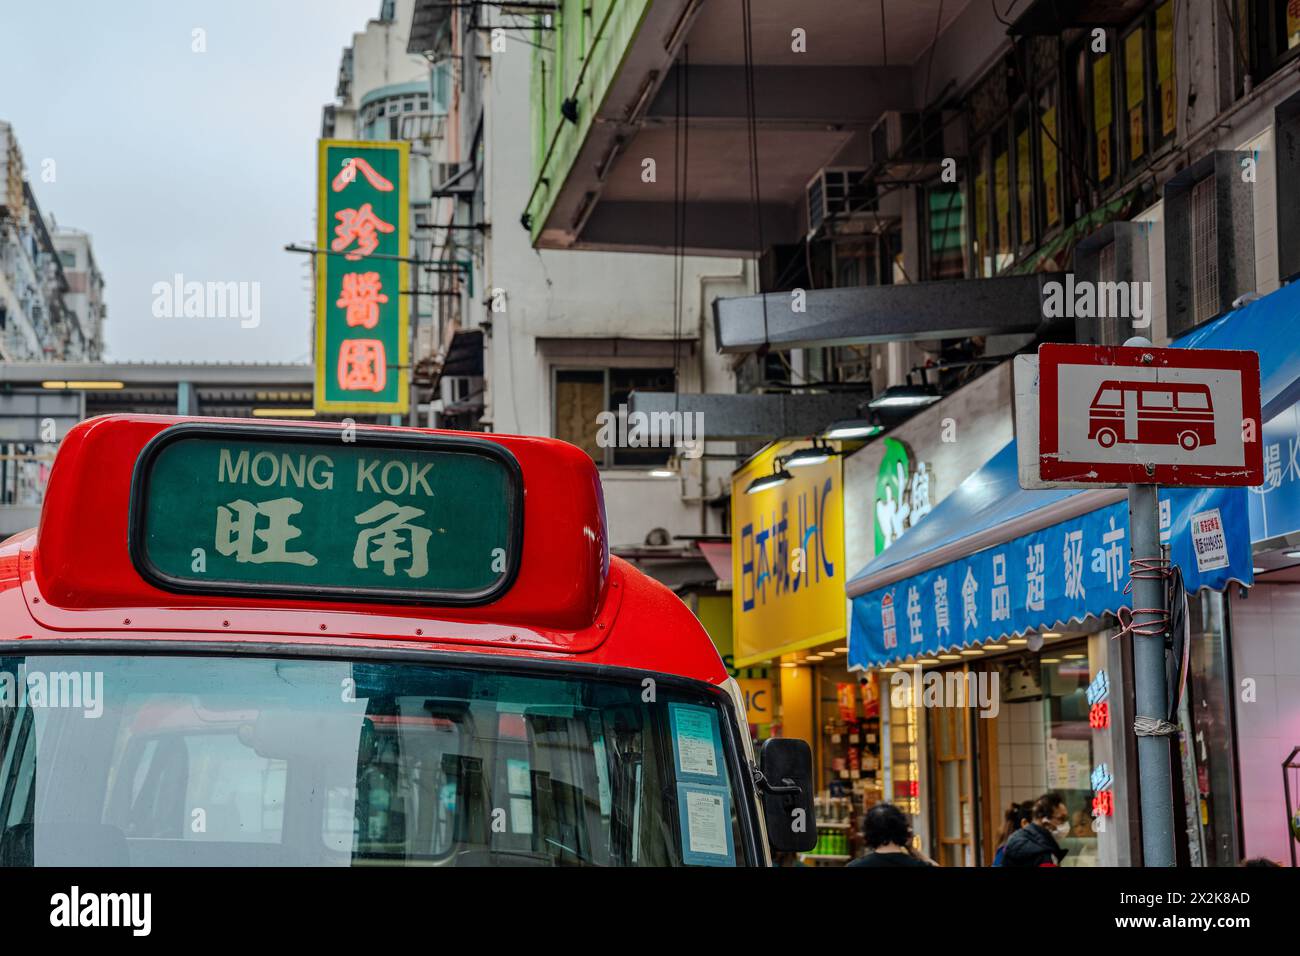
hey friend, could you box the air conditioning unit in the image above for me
[1072,221,1153,346]
[440,375,483,407]
[806,167,879,236]
[869,111,965,184]
[399,113,446,142]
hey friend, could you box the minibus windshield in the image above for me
[0,654,749,867]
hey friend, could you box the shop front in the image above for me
[847,441,1255,867]
[1183,279,1300,866]
[836,368,1017,858]
[730,439,856,863]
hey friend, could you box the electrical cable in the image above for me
[1115,553,1182,738]
[1116,555,1173,639]
[923,0,946,107]
[741,0,771,363]
[671,44,691,417]
[880,0,888,67]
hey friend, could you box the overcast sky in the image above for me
[1,0,375,363]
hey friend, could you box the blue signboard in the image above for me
[1247,399,1300,542]
[849,487,1252,670]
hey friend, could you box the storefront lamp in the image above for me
[821,419,884,441]
[745,463,793,495]
[867,384,941,410]
[960,648,984,656]
[784,443,835,468]
[785,447,826,465]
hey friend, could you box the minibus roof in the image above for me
[0,415,726,684]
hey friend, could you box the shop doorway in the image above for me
[929,677,975,867]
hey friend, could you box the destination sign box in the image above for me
[129,425,522,604]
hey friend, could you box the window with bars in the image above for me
[1090,44,1117,188]
[1098,239,1117,282]
[1190,175,1220,325]
[925,185,967,280]
[1252,0,1300,79]
[553,367,674,467]
[964,40,1063,276]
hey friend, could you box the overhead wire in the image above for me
[741,0,771,372]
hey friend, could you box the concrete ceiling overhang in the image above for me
[529,0,970,256]
[626,390,864,441]
[713,272,1067,352]
[1008,0,1152,35]
[407,0,451,54]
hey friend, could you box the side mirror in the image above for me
[758,737,817,853]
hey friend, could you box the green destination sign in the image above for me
[130,426,521,604]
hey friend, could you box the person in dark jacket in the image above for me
[991,800,1034,866]
[1001,792,1070,867]
[847,803,932,867]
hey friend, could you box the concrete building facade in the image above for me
[405,1,754,564]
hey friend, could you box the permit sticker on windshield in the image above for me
[676,784,735,866]
[506,759,531,796]
[510,797,533,836]
[669,703,722,781]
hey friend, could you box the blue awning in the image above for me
[1172,278,1300,421]
[1176,278,1300,543]
[846,445,1252,668]
[846,280,1300,670]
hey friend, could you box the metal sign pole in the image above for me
[1128,479,1176,866]
[1031,337,1261,866]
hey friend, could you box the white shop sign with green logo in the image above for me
[873,437,933,553]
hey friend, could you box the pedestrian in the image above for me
[846,803,932,867]
[991,799,1034,866]
[1000,792,1070,867]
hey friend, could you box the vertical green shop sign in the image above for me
[315,139,409,414]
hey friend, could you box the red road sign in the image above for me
[1038,343,1262,486]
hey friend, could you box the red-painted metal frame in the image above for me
[0,415,727,686]
[1038,343,1263,486]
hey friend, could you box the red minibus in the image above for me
[1087,380,1215,451]
[0,415,813,867]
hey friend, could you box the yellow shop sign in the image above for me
[731,441,846,667]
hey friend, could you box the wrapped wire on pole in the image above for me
[1120,337,1178,866]
[1125,483,1177,865]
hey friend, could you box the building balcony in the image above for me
[523,0,970,256]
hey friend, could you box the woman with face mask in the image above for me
[999,792,1071,867]
[991,800,1034,866]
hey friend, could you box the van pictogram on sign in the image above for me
[1038,343,1262,487]
[1087,380,1215,451]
